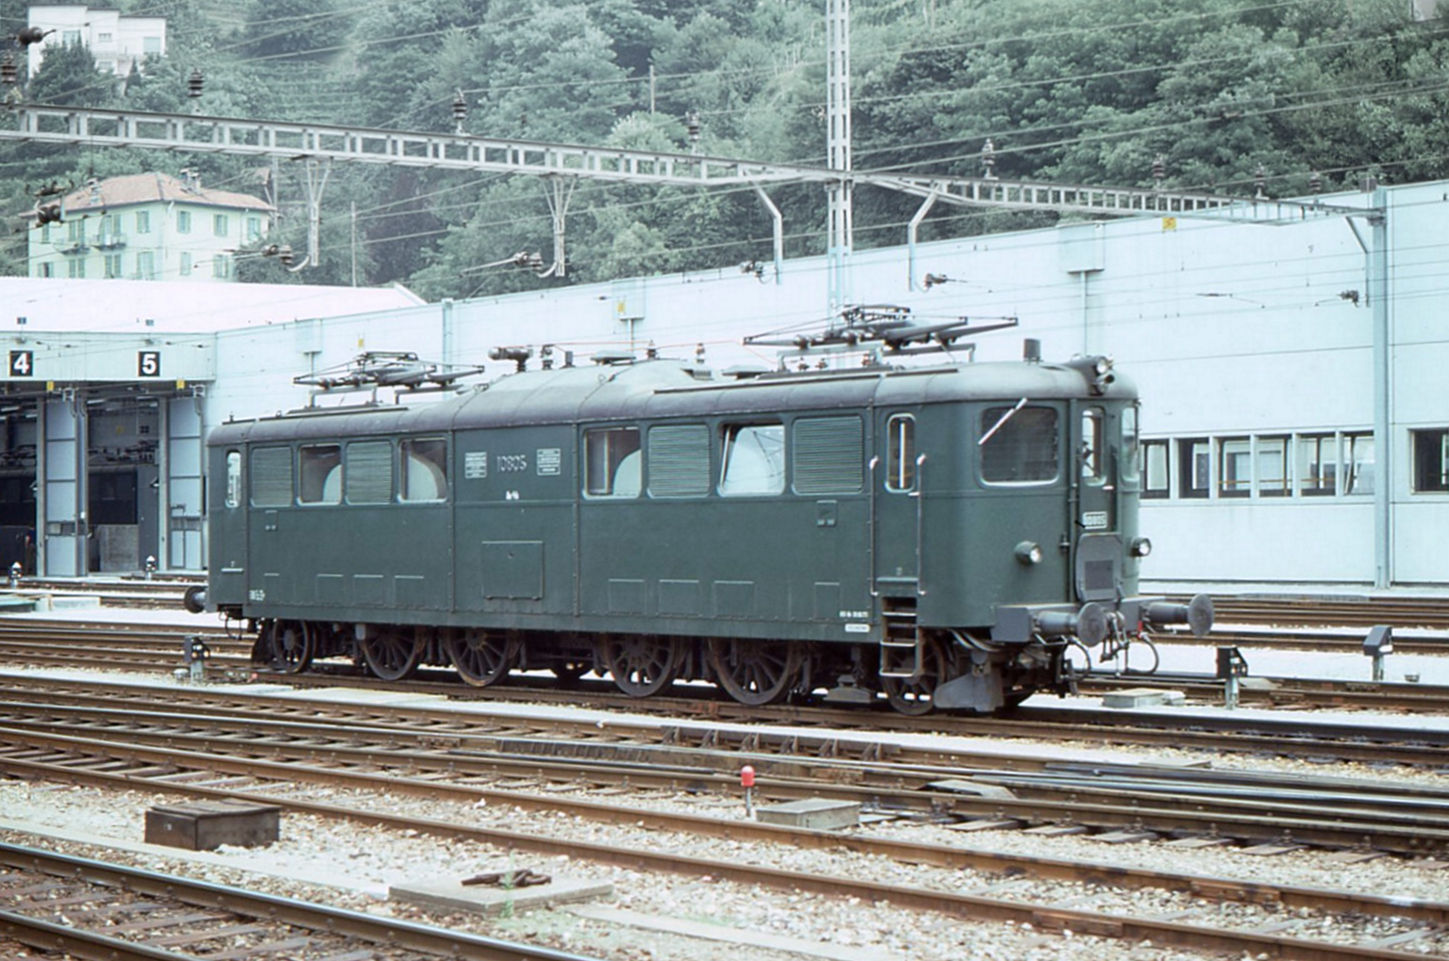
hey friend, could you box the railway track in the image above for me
[3,685,1448,961]
[0,841,602,961]
[1,675,1447,858]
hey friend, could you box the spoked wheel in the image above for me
[263,620,313,674]
[881,637,947,715]
[602,635,684,697]
[706,638,802,706]
[362,627,424,681]
[446,630,516,688]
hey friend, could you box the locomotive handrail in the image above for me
[867,455,879,598]
[914,453,927,597]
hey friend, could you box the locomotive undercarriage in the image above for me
[246,617,1091,714]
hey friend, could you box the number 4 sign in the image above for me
[138,350,161,377]
[8,350,33,378]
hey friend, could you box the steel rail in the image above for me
[4,711,1448,859]
[0,760,1439,961]
[0,842,603,961]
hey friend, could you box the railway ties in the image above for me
[0,842,602,961]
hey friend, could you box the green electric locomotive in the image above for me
[197,326,1209,713]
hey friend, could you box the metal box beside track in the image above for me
[144,800,280,850]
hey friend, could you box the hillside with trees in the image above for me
[1,0,1445,296]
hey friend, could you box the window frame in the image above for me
[1217,436,1251,498]
[884,413,916,493]
[224,451,241,509]
[1342,431,1374,495]
[399,436,449,503]
[1177,437,1209,499]
[298,443,343,505]
[1255,434,1291,497]
[1142,438,1169,499]
[1411,428,1449,494]
[978,404,1061,487]
[583,426,642,499]
[719,421,786,496]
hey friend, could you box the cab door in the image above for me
[872,411,922,597]
[1072,402,1120,603]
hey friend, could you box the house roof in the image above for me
[61,172,273,214]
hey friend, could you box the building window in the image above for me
[246,216,262,242]
[1412,429,1449,493]
[62,29,81,44]
[1297,433,1336,496]
[212,254,231,279]
[213,213,229,236]
[135,211,150,234]
[584,427,640,498]
[67,259,85,278]
[1142,439,1169,499]
[1218,437,1251,497]
[143,35,161,54]
[400,438,448,502]
[179,252,191,276]
[136,251,155,280]
[720,423,785,495]
[1343,431,1374,494]
[885,414,915,492]
[1256,435,1290,497]
[103,253,122,278]
[1177,438,1209,498]
[67,220,83,243]
[299,444,342,504]
[177,210,191,233]
[97,31,113,42]
[37,262,53,278]
[979,405,1059,485]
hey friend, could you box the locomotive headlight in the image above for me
[1014,541,1044,566]
[1129,536,1152,558]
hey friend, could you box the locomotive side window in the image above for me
[885,414,915,492]
[1081,408,1104,481]
[647,424,709,497]
[584,427,641,498]
[299,444,343,504]
[1120,406,1140,483]
[719,423,785,496]
[249,446,293,507]
[979,406,1058,485]
[793,416,863,495]
[400,438,448,502]
[224,451,241,509]
[346,440,392,504]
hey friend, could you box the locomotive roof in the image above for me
[210,357,1136,445]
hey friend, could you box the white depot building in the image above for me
[0,178,1442,592]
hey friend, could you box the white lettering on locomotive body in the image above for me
[464,451,488,479]
[536,448,561,475]
[248,589,265,602]
[838,609,870,619]
[498,453,529,473]
[1081,510,1109,530]
[843,623,870,634]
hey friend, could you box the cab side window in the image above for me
[299,444,342,504]
[400,438,448,502]
[979,406,1059,485]
[885,414,915,492]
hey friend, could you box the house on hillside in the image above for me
[25,4,166,77]
[28,172,274,283]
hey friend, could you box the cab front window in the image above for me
[979,405,1059,485]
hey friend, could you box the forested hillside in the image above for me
[1,0,1444,297]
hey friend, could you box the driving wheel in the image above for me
[446,630,516,687]
[706,638,802,706]
[362,627,423,681]
[266,620,313,674]
[602,635,683,697]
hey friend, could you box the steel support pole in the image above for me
[1368,188,1391,588]
[906,192,939,291]
[753,186,783,283]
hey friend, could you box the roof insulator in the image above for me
[187,68,203,99]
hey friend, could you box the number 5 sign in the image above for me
[8,350,33,378]
[138,350,161,377]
